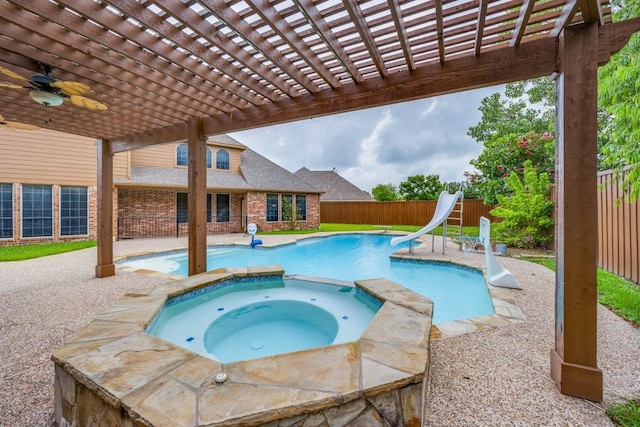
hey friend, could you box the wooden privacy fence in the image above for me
[597,170,640,284]
[320,199,498,228]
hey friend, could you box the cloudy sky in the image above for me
[230,84,504,194]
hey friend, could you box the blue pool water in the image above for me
[124,234,494,324]
[149,277,379,362]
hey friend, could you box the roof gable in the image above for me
[294,168,373,201]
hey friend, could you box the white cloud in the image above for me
[230,85,502,193]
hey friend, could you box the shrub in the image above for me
[490,160,554,248]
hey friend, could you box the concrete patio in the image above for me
[0,233,638,426]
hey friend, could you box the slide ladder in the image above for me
[444,193,463,248]
[390,189,464,254]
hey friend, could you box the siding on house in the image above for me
[130,141,243,173]
[0,129,129,185]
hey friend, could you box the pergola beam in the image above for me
[551,21,602,401]
[95,139,115,278]
[187,117,208,276]
[109,36,559,153]
[387,0,416,70]
[343,0,389,77]
[579,0,604,24]
[511,0,537,47]
[474,0,489,55]
[294,0,363,82]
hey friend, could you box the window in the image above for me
[281,194,293,221]
[216,194,230,222]
[0,183,12,239]
[60,186,88,236]
[177,145,212,168]
[22,184,53,238]
[296,195,307,221]
[266,194,279,222]
[176,143,188,166]
[176,193,212,223]
[216,149,230,170]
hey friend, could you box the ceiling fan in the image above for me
[0,63,107,111]
[0,114,41,131]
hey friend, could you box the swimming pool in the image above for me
[121,233,494,324]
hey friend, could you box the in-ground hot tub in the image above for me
[149,276,380,363]
[52,266,433,426]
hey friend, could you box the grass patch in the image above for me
[0,240,96,261]
[606,400,640,427]
[598,269,640,327]
[519,257,640,327]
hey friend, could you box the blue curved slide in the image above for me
[390,190,464,246]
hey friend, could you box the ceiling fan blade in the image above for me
[51,80,90,96]
[0,66,28,82]
[69,95,108,111]
[0,82,25,90]
[3,121,41,131]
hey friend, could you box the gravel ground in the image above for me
[0,235,638,426]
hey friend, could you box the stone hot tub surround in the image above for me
[52,267,433,427]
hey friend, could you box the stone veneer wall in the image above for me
[0,183,97,246]
[54,365,426,427]
[245,191,320,232]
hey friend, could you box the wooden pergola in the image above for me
[2,0,639,403]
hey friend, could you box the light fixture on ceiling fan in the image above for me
[29,90,64,107]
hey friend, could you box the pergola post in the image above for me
[551,22,603,402]
[187,117,208,276]
[95,138,115,278]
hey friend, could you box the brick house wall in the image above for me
[116,188,245,239]
[245,191,320,232]
[0,183,97,246]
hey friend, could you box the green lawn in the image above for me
[607,400,640,427]
[0,240,96,261]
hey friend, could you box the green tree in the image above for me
[468,78,556,204]
[468,79,556,144]
[398,174,443,200]
[598,0,640,200]
[450,174,482,199]
[371,183,399,201]
[281,196,302,230]
[490,160,554,249]
[471,131,555,203]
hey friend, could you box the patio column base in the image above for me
[95,264,115,278]
[550,349,603,402]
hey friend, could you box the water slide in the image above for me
[390,190,464,247]
[479,216,521,289]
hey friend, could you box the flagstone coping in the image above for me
[52,267,433,426]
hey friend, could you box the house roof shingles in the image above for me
[294,167,373,201]
[115,139,321,194]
